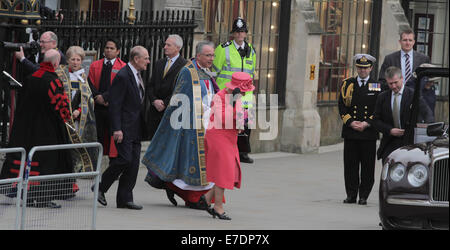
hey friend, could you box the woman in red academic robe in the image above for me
[204,72,255,220]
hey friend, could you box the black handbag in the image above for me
[237,133,251,153]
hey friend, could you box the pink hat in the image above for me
[225,72,255,92]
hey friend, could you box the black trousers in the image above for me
[343,139,376,199]
[99,140,141,205]
[94,105,110,153]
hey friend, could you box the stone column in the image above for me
[280,0,322,154]
[156,0,205,52]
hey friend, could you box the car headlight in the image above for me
[381,162,389,181]
[390,163,406,182]
[407,164,428,187]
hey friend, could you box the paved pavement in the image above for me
[1,142,383,230]
[94,142,383,230]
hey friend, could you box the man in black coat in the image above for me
[0,49,73,208]
[338,54,382,205]
[146,34,187,139]
[379,28,430,86]
[96,46,150,210]
[371,66,434,163]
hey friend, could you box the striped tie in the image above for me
[404,54,412,82]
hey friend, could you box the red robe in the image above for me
[88,57,126,157]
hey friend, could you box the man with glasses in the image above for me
[142,41,219,210]
[14,31,67,76]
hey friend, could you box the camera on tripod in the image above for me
[0,41,40,55]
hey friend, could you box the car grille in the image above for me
[432,158,449,202]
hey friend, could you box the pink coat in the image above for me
[205,89,244,190]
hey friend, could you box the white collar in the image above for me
[392,84,405,96]
[128,62,139,75]
[105,58,116,65]
[233,40,245,50]
[72,68,85,75]
[167,54,180,63]
[357,75,370,83]
[69,68,85,82]
[401,49,413,58]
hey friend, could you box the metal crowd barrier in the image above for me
[21,142,102,230]
[0,147,26,230]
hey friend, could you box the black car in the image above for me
[379,67,449,230]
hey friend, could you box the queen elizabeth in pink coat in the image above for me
[204,72,255,220]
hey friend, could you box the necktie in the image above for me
[137,72,145,101]
[238,47,246,58]
[392,93,400,128]
[360,79,365,87]
[99,60,113,92]
[404,54,412,83]
[163,59,172,77]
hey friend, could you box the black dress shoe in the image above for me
[187,195,210,210]
[30,201,62,209]
[144,174,165,189]
[165,188,178,206]
[117,202,143,210]
[358,198,367,205]
[91,185,107,206]
[343,197,357,204]
[45,201,62,209]
[210,208,232,220]
[239,153,254,164]
[206,207,215,216]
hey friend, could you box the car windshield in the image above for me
[407,67,449,144]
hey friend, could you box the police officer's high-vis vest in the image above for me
[212,40,256,108]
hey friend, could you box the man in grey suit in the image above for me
[379,28,430,86]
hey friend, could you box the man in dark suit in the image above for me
[379,28,430,86]
[371,66,433,164]
[96,46,150,210]
[14,31,67,76]
[146,34,187,139]
[338,54,382,205]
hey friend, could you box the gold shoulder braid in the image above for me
[340,79,354,107]
[185,60,208,186]
[56,66,94,172]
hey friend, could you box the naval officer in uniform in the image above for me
[338,54,382,205]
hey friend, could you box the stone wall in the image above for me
[280,0,322,153]
[318,105,343,146]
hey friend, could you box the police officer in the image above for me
[213,17,256,164]
[338,54,382,205]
